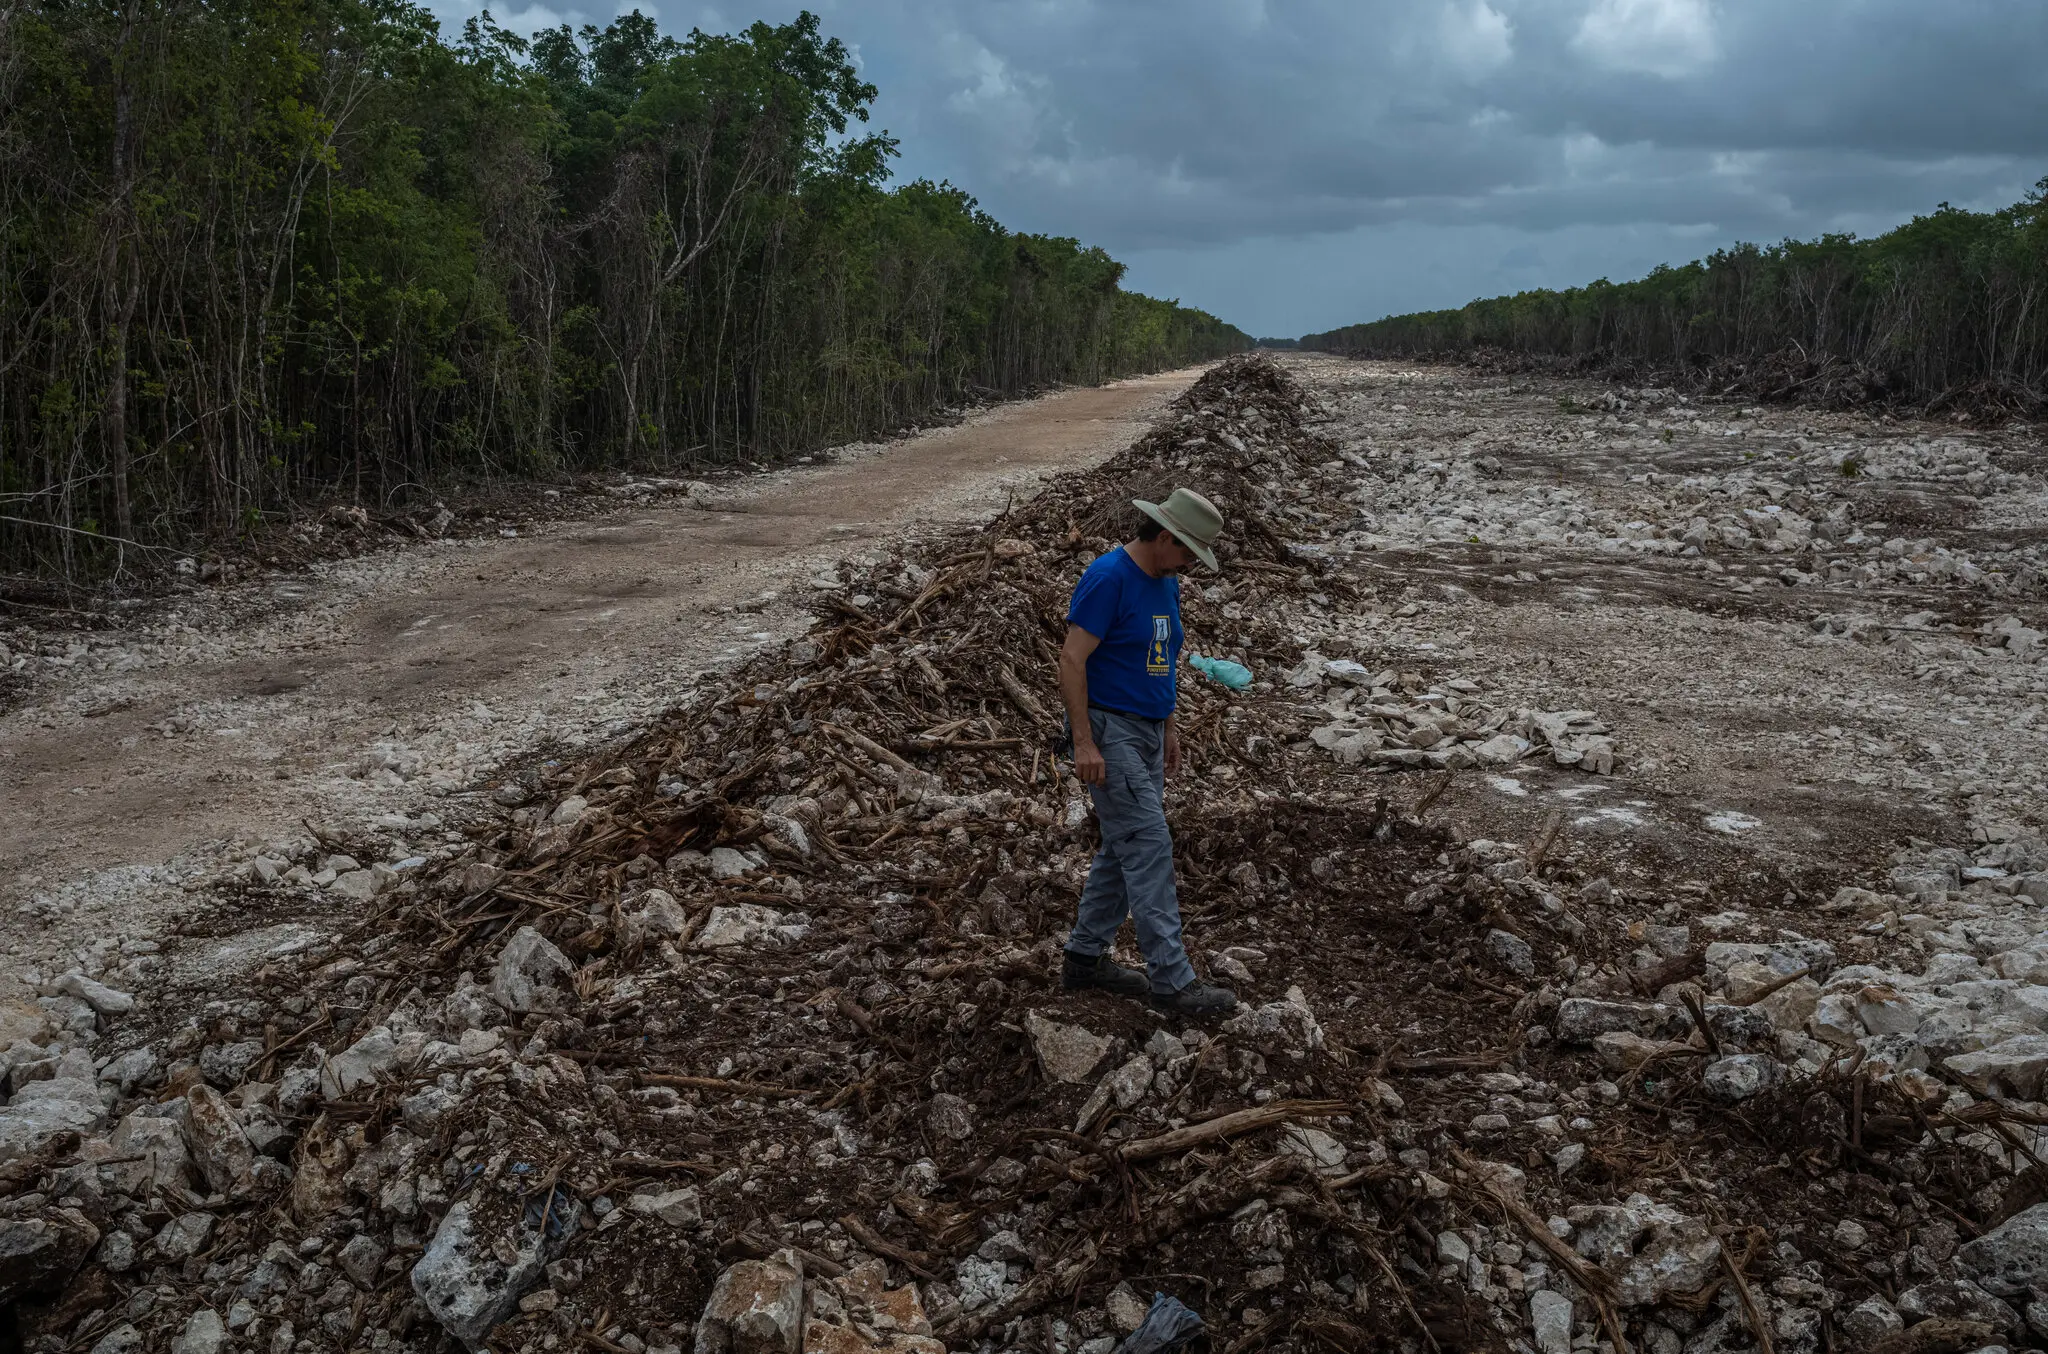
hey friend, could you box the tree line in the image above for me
[1300,181,2048,416]
[0,3,1248,580]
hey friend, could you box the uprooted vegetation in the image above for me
[12,357,2048,1354]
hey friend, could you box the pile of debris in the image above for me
[10,357,2048,1354]
[1284,659,1619,775]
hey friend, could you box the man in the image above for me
[1057,488,1238,1016]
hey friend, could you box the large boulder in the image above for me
[490,927,575,1014]
[1022,1011,1111,1084]
[1567,1194,1721,1306]
[1960,1203,2048,1299]
[1945,1035,2048,1099]
[695,1251,805,1354]
[181,1086,258,1196]
[411,1198,578,1348]
[107,1110,194,1194]
[0,1208,99,1304]
[692,905,811,952]
[0,1079,107,1166]
[1221,985,1325,1057]
[1555,999,1689,1044]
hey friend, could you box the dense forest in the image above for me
[1300,182,2048,415]
[0,3,1247,580]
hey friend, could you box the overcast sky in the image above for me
[424,0,2048,338]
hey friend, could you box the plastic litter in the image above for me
[1186,653,1253,690]
[523,1183,579,1239]
[1116,1292,1208,1354]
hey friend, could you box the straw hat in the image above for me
[1134,487,1223,571]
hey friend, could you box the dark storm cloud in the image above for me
[426,0,2048,332]
[819,0,2048,243]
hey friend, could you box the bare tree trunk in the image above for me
[103,13,139,552]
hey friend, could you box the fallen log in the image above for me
[1112,1099,1349,1166]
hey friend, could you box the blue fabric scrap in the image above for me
[1116,1292,1208,1354]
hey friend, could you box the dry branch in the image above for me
[637,1073,806,1099]
[837,1213,940,1281]
[1450,1146,1631,1354]
[1111,1100,1349,1167]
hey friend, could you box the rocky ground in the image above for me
[3,354,2047,1354]
[1301,352,2045,865]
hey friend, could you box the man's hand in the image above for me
[1074,739,1107,786]
[1164,722,1182,778]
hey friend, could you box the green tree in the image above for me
[1301,188,2048,415]
[0,5,1248,580]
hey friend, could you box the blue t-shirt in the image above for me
[1066,547,1182,719]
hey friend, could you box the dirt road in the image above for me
[0,367,1206,990]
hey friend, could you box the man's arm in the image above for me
[1058,625,1105,785]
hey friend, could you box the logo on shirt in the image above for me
[1147,615,1171,675]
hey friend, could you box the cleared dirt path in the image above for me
[0,367,1205,983]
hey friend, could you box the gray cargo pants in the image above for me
[1067,708,1197,995]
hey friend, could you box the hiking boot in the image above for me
[1061,949,1150,998]
[1152,979,1239,1017]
